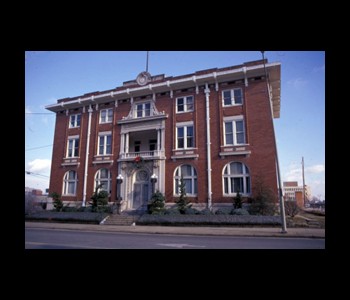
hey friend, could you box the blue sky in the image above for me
[25,51,325,200]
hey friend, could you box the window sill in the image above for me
[220,151,251,157]
[62,158,80,166]
[171,154,199,160]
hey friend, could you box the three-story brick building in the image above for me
[46,59,281,212]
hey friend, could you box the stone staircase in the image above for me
[306,219,320,228]
[102,211,144,226]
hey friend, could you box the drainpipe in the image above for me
[204,83,212,209]
[82,105,93,207]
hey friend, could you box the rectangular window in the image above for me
[100,109,113,123]
[67,137,79,158]
[98,134,112,155]
[134,141,141,152]
[176,96,194,113]
[69,114,81,128]
[224,119,245,145]
[149,139,157,151]
[135,102,152,118]
[222,88,243,106]
[177,125,194,149]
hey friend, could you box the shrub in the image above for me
[184,208,200,215]
[199,208,214,215]
[50,192,63,212]
[175,175,192,214]
[89,184,109,211]
[232,208,250,215]
[284,201,300,218]
[164,208,181,215]
[215,208,231,215]
[148,191,165,214]
[249,177,277,216]
[233,191,243,209]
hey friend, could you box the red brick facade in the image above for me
[46,59,281,210]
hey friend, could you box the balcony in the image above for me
[119,150,165,161]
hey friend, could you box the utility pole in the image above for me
[302,156,306,207]
[261,51,287,233]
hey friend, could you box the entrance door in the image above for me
[132,170,149,210]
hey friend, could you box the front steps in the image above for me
[103,211,144,226]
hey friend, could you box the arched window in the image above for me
[95,169,112,194]
[223,162,250,195]
[63,170,77,195]
[174,165,197,196]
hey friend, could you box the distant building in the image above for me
[46,59,282,212]
[283,181,311,207]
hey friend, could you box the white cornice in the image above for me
[46,62,281,117]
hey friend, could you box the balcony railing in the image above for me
[119,150,164,160]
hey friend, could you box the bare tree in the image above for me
[284,201,300,218]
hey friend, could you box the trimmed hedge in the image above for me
[136,214,281,227]
[25,211,108,224]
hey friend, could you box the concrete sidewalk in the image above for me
[25,222,325,239]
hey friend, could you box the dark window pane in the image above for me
[76,114,81,126]
[246,176,251,193]
[184,179,192,194]
[177,98,184,112]
[231,162,243,174]
[233,178,243,193]
[236,120,244,132]
[177,127,184,138]
[234,89,242,104]
[226,133,233,145]
[224,177,229,194]
[223,90,231,105]
[107,109,113,121]
[236,132,245,144]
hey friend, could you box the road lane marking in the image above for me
[157,243,206,248]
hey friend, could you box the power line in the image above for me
[25,171,49,178]
[25,144,53,151]
[25,112,54,115]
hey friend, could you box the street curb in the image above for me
[25,222,325,239]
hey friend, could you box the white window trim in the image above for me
[97,133,112,156]
[134,102,152,118]
[222,88,243,107]
[99,108,113,124]
[62,170,77,196]
[176,122,194,150]
[94,169,112,194]
[176,95,194,113]
[222,163,251,196]
[66,136,80,158]
[69,114,81,128]
[223,116,246,146]
[173,165,198,196]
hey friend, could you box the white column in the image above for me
[161,128,165,151]
[125,133,129,153]
[157,129,161,151]
[82,105,93,207]
[204,83,212,209]
[120,133,125,156]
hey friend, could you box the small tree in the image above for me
[148,190,165,214]
[249,177,277,216]
[50,192,63,212]
[89,184,108,211]
[284,200,300,218]
[175,175,192,214]
[233,190,243,209]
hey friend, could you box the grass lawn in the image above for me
[287,210,325,228]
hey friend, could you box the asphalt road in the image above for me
[25,228,325,249]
